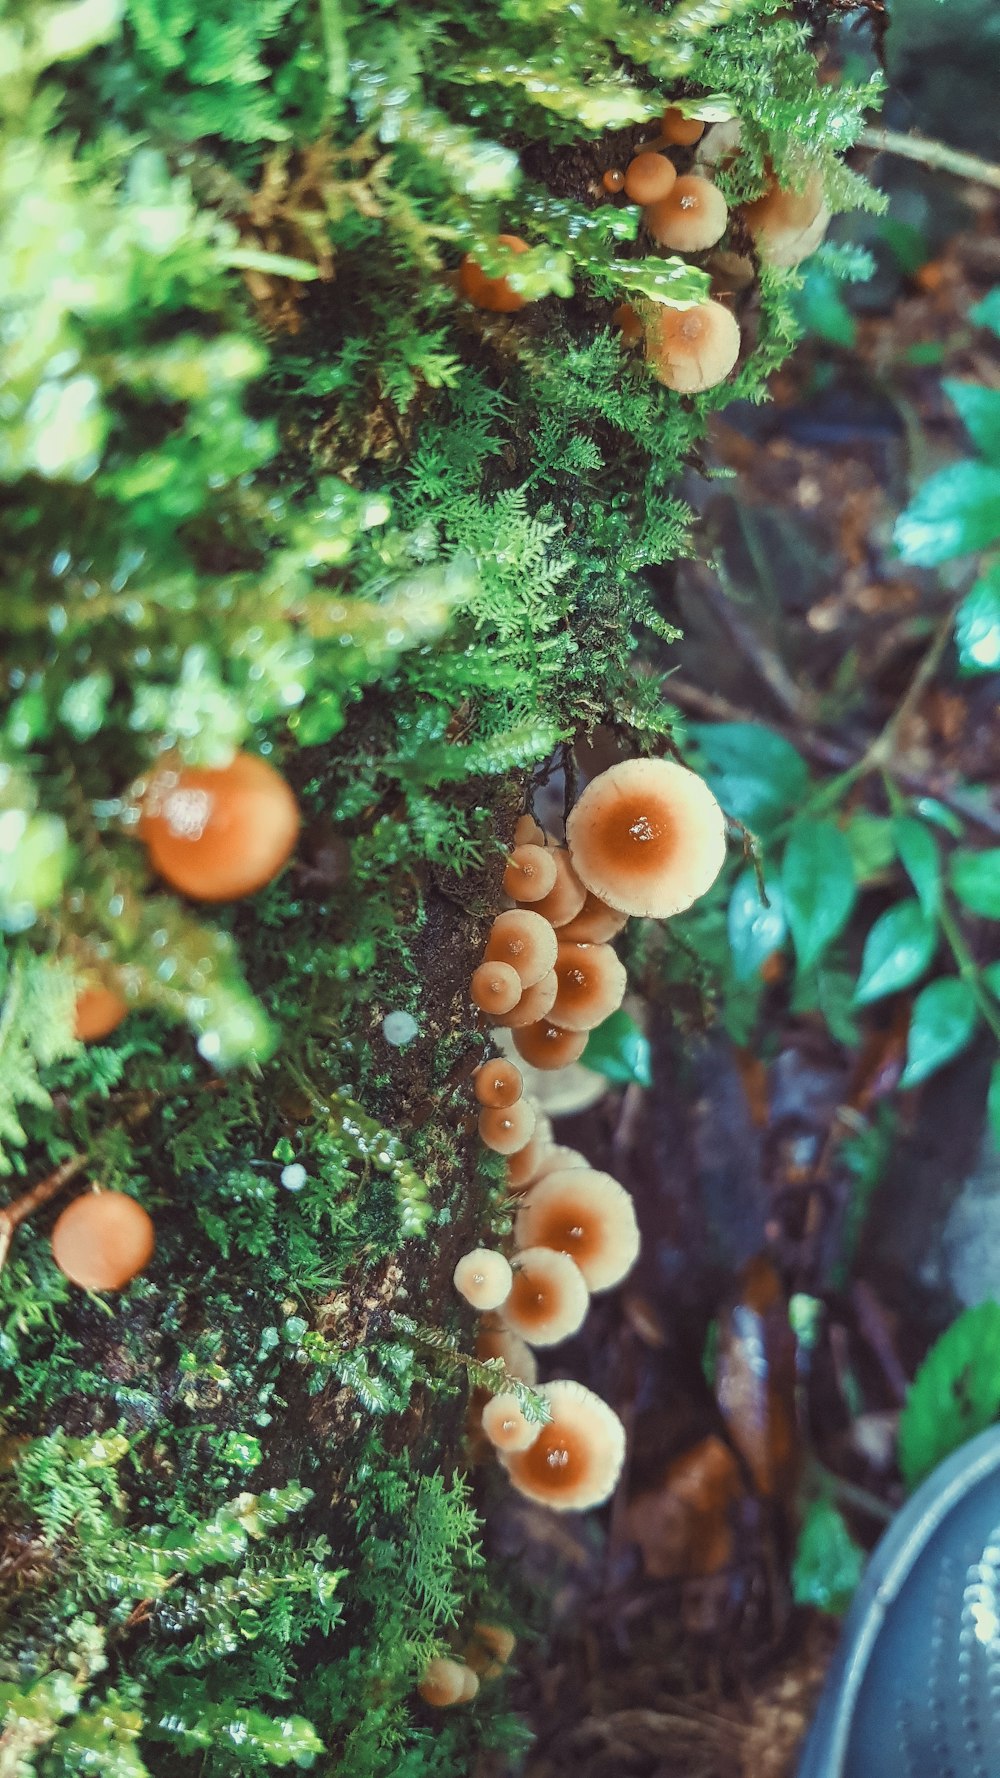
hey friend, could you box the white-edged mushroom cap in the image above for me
[565,758,726,918]
[645,299,740,394]
[506,1131,556,1193]
[529,849,587,928]
[515,1169,640,1291]
[454,1248,514,1310]
[550,941,627,1032]
[501,1247,589,1347]
[478,1098,537,1155]
[502,970,558,1028]
[500,1379,627,1512]
[481,1390,542,1453]
[503,844,558,904]
[419,1656,477,1707]
[470,960,522,1017]
[473,1058,524,1108]
[512,1020,589,1072]
[484,910,559,988]
[476,1318,539,1385]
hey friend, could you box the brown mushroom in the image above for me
[645,174,728,253]
[484,910,559,988]
[565,757,726,918]
[550,941,627,1032]
[73,983,128,1043]
[419,1657,479,1707]
[662,105,706,147]
[473,1059,524,1109]
[529,849,587,929]
[612,302,644,349]
[500,1379,627,1511]
[645,299,740,393]
[459,235,530,313]
[512,1020,588,1072]
[478,1099,537,1155]
[514,813,547,847]
[558,890,628,944]
[624,151,677,206]
[466,1623,517,1679]
[505,1133,556,1193]
[503,844,558,905]
[470,960,522,1017]
[476,1318,539,1385]
[481,1390,542,1454]
[454,1248,514,1311]
[744,172,829,267]
[50,1190,155,1292]
[501,1247,589,1346]
[602,168,626,194]
[501,970,558,1029]
[515,1168,640,1291]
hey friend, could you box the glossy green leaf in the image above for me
[894,460,1000,565]
[781,822,857,973]
[582,1009,651,1088]
[845,811,896,884]
[951,849,1000,918]
[955,567,1000,675]
[944,379,1000,461]
[727,871,787,983]
[900,977,980,1089]
[792,1498,864,1616]
[854,900,937,1005]
[689,723,809,834]
[970,287,1000,337]
[899,1301,1000,1489]
[894,816,941,916]
[914,796,964,838]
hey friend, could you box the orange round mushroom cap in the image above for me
[478,1099,537,1155]
[662,105,706,146]
[501,1246,589,1347]
[473,1059,524,1109]
[516,1168,640,1291]
[459,235,530,313]
[50,1191,155,1291]
[501,970,558,1029]
[512,1020,588,1072]
[744,173,829,267]
[484,910,559,989]
[550,941,627,1032]
[566,757,726,918]
[503,844,558,905]
[501,1379,627,1512]
[624,151,677,206]
[466,1622,517,1679]
[602,168,626,195]
[645,174,728,252]
[645,299,740,394]
[558,890,629,944]
[454,1248,514,1311]
[612,303,644,349]
[470,960,523,1017]
[529,850,587,929]
[138,752,300,902]
[74,983,128,1043]
[419,1657,478,1707]
[476,1318,539,1385]
[514,813,547,847]
[481,1390,542,1454]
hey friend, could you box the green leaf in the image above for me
[899,1301,1000,1489]
[914,796,964,838]
[689,723,809,835]
[894,460,1000,565]
[989,1061,1000,1153]
[844,811,896,884]
[970,287,1000,337]
[792,1498,864,1615]
[955,566,1000,675]
[854,900,937,1005]
[894,816,941,916]
[900,977,980,1089]
[951,849,1000,918]
[582,1009,651,1088]
[944,379,1000,460]
[781,822,857,973]
[727,871,787,982]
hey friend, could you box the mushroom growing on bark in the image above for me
[484,909,559,987]
[503,843,558,904]
[645,174,728,252]
[566,757,726,918]
[501,1246,589,1346]
[512,1020,588,1072]
[501,1379,627,1511]
[549,940,627,1031]
[501,971,558,1028]
[419,1657,479,1706]
[661,105,705,146]
[515,1168,640,1291]
[470,960,523,1018]
[478,1099,537,1155]
[473,1059,524,1109]
[529,849,587,929]
[645,299,740,393]
[481,1391,541,1454]
[74,982,128,1042]
[744,172,830,266]
[624,151,677,205]
[454,1248,514,1311]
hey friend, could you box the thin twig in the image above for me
[0,1153,88,1272]
[860,126,1000,193]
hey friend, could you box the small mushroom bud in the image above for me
[501,970,558,1029]
[477,1318,538,1384]
[503,844,558,904]
[138,751,300,902]
[612,302,644,349]
[484,910,559,988]
[558,890,629,944]
[466,1622,517,1679]
[419,1657,479,1707]
[529,850,587,929]
[500,1379,626,1511]
[645,299,740,394]
[478,1099,537,1155]
[624,151,677,205]
[481,1391,541,1454]
[454,1248,514,1311]
[662,105,705,146]
[514,813,547,847]
[744,172,829,267]
[516,1168,640,1291]
[73,983,128,1042]
[550,941,627,1032]
[470,960,523,1017]
[501,1246,589,1347]
[473,1059,524,1108]
[602,168,626,194]
[512,1020,588,1072]
[50,1190,155,1291]
[459,235,530,312]
[566,757,726,918]
[645,174,728,252]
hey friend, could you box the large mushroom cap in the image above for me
[528,849,587,929]
[474,1058,524,1109]
[512,1020,588,1072]
[470,960,522,1017]
[478,1098,537,1155]
[744,172,829,267]
[516,1168,640,1291]
[454,1248,514,1311]
[501,1247,589,1346]
[565,758,726,919]
[624,151,677,206]
[503,844,558,904]
[645,174,728,253]
[481,1390,542,1454]
[484,910,559,988]
[550,941,627,1032]
[501,970,558,1029]
[501,1379,627,1512]
[51,1190,155,1291]
[645,299,740,394]
[139,751,299,902]
[459,234,530,312]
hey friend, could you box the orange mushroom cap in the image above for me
[514,813,547,847]
[645,174,728,253]
[744,172,829,267]
[503,843,558,905]
[459,235,530,313]
[662,105,706,146]
[558,890,629,944]
[501,1246,589,1347]
[566,757,726,918]
[512,1020,588,1072]
[73,983,128,1043]
[466,1623,517,1679]
[602,168,626,194]
[484,910,559,988]
[501,1379,627,1512]
[529,849,587,929]
[624,151,677,206]
[473,1059,524,1109]
[454,1248,514,1311]
[612,303,644,350]
[516,1168,640,1292]
[501,970,558,1029]
[50,1190,155,1292]
[470,960,523,1017]
[419,1657,478,1707]
[505,1132,556,1194]
[476,1318,538,1385]
[550,941,627,1032]
[138,751,300,902]
[645,299,740,394]
[481,1390,542,1454]
[478,1099,537,1156]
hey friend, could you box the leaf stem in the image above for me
[938,896,1000,1044]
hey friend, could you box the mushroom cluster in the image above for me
[418,1622,517,1710]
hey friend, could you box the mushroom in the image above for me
[566,757,726,917]
[419,1657,479,1707]
[645,174,728,253]
[481,1391,542,1454]
[476,1318,538,1385]
[645,299,740,394]
[512,1020,588,1072]
[478,1099,537,1155]
[501,971,558,1029]
[612,302,644,349]
[744,172,830,267]
[484,910,559,988]
[470,960,523,1017]
[466,1623,517,1679]
[529,849,587,928]
[73,983,128,1043]
[454,1248,514,1311]
[602,168,626,194]
[624,151,677,205]
[515,1169,640,1291]
[506,1132,556,1193]
[459,235,530,313]
[661,105,705,147]
[514,813,547,847]
[501,1247,589,1347]
[500,1379,627,1512]
[502,844,558,904]
[549,941,627,1032]
[138,751,300,902]
[529,1144,591,1181]
[473,1059,524,1109]
[558,890,628,944]
[50,1190,155,1291]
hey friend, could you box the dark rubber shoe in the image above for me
[799,1425,1000,1777]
